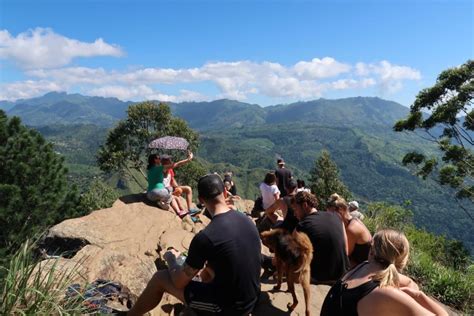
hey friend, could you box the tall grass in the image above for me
[0,240,86,315]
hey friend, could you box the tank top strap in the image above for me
[342,261,369,282]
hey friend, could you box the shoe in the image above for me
[189,208,201,216]
[177,210,189,218]
[190,215,202,223]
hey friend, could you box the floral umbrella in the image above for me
[148,136,189,150]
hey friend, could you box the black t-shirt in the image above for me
[185,210,261,313]
[275,167,292,196]
[296,211,349,282]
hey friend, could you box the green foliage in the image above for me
[364,202,413,232]
[97,102,199,191]
[309,150,352,208]
[0,111,85,259]
[0,240,86,315]
[407,251,473,312]
[79,179,120,212]
[174,159,208,192]
[394,60,474,202]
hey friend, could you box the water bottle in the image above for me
[176,254,187,266]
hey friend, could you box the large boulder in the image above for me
[40,194,330,315]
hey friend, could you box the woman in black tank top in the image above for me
[320,229,448,316]
[321,262,379,316]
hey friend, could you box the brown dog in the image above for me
[261,228,313,316]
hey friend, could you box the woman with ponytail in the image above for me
[321,229,448,316]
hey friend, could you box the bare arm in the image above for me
[400,287,448,316]
[265,199,286,224]
[274,192,280,201]
[164,250,199,289]
[169,152,194,170]
[358,287,446,316]
[341,221,349,255]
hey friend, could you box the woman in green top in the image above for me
[147,152,194,217]
[147,154,171,205]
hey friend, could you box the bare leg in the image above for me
[170,198,181,215]
[173,196,185,211]
[128,270,185,316]
[180,186,193,210]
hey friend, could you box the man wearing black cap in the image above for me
[275,158,293,197]
[128,174,261,316]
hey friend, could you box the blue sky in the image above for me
[0,0,472,106]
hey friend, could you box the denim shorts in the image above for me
[146,188,172,203]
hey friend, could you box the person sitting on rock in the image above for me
[292,191,349,285]
[332,198,372,268]
[146,154,173,210]
[127,174,262,316]
[223,172,237,196]
[223,179,241,205]
[321,229,447,316]
[161,153,198,215]
[265,178,299,232]
[260,172,280,211]
[349,200,365,220]
[296,179,311,193]
[326,192,342,212]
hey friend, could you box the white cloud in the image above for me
[293,57,351,80]
[87,85,209,102]
[0,28,123,69]
[0,80,64,100]
[355,60,421,93]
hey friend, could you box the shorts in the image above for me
[146,188,172,203]
[184,281,223,315]
[184,282,257,316]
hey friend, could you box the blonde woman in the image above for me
[320,229,447,316]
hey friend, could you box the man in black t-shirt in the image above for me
[275,158,292,197]
[128,174,261,316]
[293,191,349,284]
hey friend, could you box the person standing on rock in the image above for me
[275,158,292,197]
[128,174,262,316]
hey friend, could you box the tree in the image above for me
[0,111,84,259]
[309,150,352,208]
[97,102,200,190]
[80,179,120,212]
[394,60,473,207]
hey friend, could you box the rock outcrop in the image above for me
[41,194,330,315]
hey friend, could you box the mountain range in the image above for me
[3,92,409,130]
[2,92,472,253]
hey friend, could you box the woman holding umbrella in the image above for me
[146,152,193,217]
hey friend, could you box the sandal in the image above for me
[177,210,189,218]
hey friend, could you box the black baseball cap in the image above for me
[198,174,225,199]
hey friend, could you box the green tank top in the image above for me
[147,165,165,191]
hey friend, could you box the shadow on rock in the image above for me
[119,193,156,207]
[253,291,291,316]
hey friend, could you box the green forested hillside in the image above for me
[198,123,472,252]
